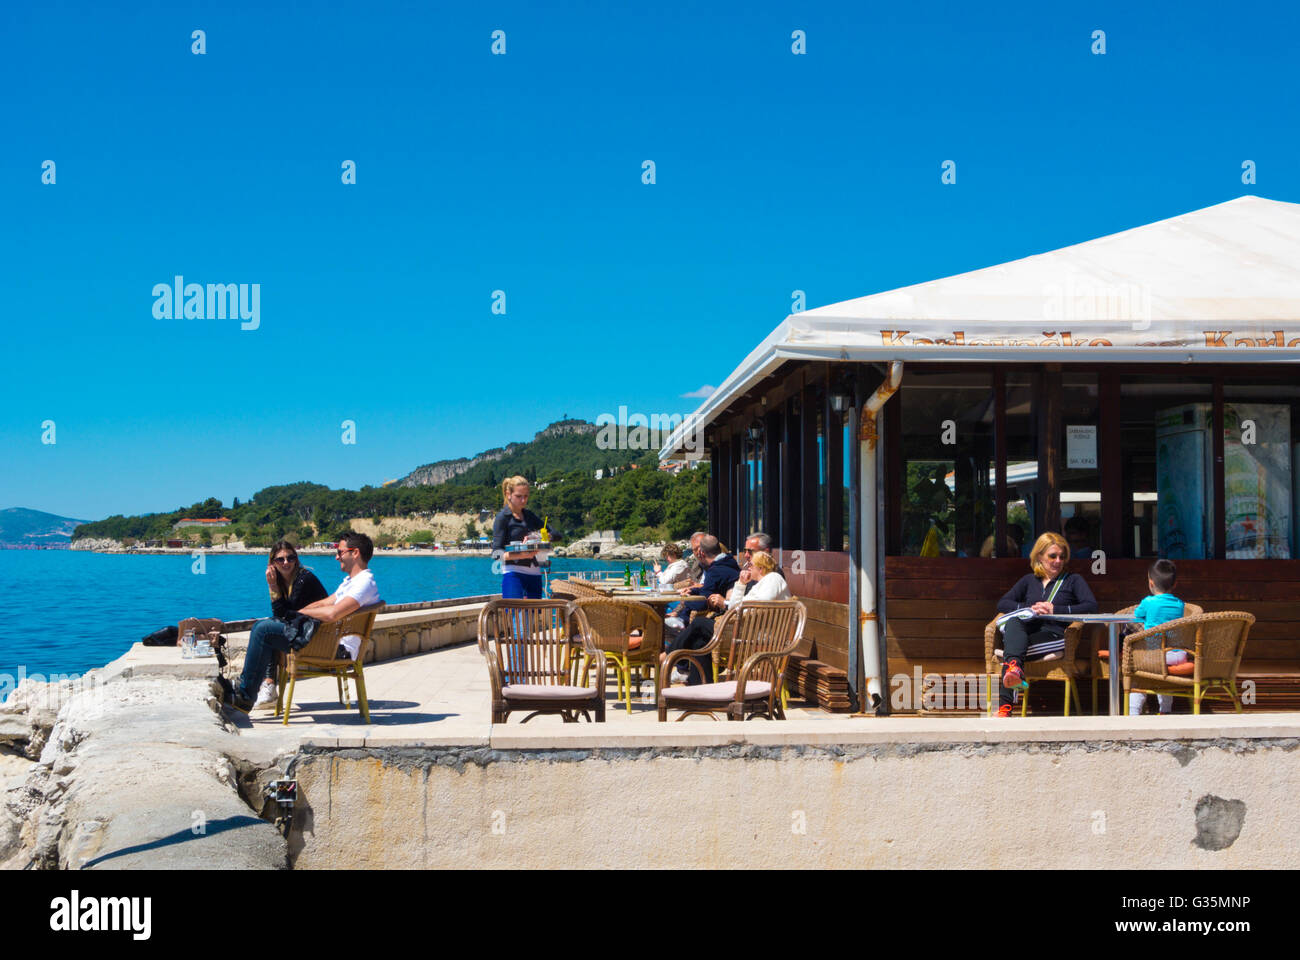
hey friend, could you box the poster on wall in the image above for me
[1224,404,1293,559]
[1156,407,1209,560]
[1067,425,1098,469]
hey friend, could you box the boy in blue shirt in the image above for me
[1129,558,1187,716]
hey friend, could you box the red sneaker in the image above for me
[996,703,1014,718]
[1002,661,1026,689]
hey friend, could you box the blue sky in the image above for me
[3,0,1298,520]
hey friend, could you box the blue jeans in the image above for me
[502,571,543,599]
[239,617,293,697]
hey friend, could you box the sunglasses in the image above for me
[335,547,356,556]
[273,556,297,565]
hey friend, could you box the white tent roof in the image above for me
[662,195,1300,458]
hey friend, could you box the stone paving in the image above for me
[231,640,841,746]
[113,637,1300,751]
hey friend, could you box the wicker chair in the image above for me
[983,615,1085,716]
[549,580,579,602]
[658,599,806,722]
[1122,611,1254,714]
[565,577,606,598]
[1091,602,1203,713]
[570,598,664,713]
[277,603,384,725]
[479,599,607,723]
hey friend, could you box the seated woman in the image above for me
[254,540,328,709]
[743,550,792,601]
[652,543,690,590]
[994,532,1096,718]
[662,549,791,685]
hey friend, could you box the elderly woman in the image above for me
[652,543,690,590]
[994,531,1096,717]
[741,550,792,602]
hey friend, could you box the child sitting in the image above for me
[1128,558,1188,716]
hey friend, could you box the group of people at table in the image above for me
[483,475,1197,714]
[996,531,1193,717]
[651,530,793,685]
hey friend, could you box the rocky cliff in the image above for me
[399,419,598,487]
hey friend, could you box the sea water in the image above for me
[0,550,627,688]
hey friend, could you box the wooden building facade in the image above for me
[664,197,1300,712]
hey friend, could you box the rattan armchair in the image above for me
[1091,602,1202,713]
[658,599,806,722]
[277,603,384,725]
[565,577,607,598]
[983,615,1085,716]
[549,580,580,602]
[479,598,607,723]
[1122,611,1254,714]
[570,598,664,713]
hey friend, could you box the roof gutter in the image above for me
[851,361,903,715]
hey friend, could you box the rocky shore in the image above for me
[0,662,290,870]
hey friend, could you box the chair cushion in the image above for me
[663,680,772,702]
[502,684,599,701]
[1167,661,1195,677]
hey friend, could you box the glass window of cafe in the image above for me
[1119,377,1214,559]
[896,371,995,556]
[1059,373,1101,560]
[1221,379,1299,560]
[891,366,1300,561]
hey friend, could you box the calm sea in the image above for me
[0,550,629,685]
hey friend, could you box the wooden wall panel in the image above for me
[883,558,1300,684]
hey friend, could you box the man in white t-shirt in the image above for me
[228,531,382,711]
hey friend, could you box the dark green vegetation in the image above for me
[73,422,708,548]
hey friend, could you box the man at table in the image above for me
[663,534,741,684]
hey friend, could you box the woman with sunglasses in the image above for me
[256,541,328,705]
[994,531,1096,717]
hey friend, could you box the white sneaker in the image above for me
[252,679,278,711]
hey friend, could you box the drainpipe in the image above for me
[857,361,903,713]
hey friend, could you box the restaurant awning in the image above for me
[661,195,1300,458]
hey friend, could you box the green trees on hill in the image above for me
[73,455,709,547]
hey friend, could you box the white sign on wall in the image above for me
[1067,425,1098,469]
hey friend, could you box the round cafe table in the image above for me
[1037,612,1140,716]
[605,588,688,613]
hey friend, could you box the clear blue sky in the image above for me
[4,0,1298,520]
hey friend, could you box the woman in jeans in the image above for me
[253,540,328,708]
[491,476,545,599]
[994,532,1096,717]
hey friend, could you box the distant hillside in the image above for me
[401,419,661,488]
[72,416,706,547]
[0,507,88,547]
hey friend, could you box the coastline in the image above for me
[67,540,671,561]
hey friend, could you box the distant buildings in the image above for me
[172,517,231,530]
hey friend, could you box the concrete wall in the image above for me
[286,715,1300,869]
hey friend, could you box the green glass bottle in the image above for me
[639,560,648,588]
[623,564,631,586]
